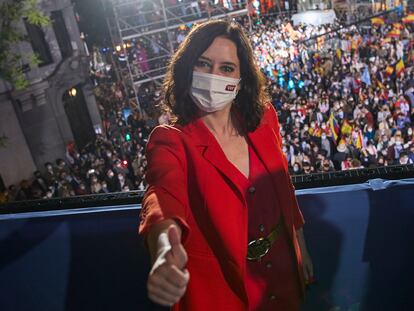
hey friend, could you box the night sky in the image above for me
[73,0,111,47]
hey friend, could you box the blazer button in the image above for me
[266,261,272,269]
[269,294,277,301]
[248,186,256,194]
[259,224,265,232]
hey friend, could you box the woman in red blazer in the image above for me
[139,20,313,310]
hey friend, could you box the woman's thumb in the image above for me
[167,225,187,269]
[168,225,181,248]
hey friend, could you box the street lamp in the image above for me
[69,87,77,97]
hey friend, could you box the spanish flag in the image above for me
[341,120,353,135]
[396,59,405,76]
[310,125,322,138]
[371,17,385,25]
[355,129,365,149]
[386,29,401,38]
[385,65,394,76]
[403,13,414,24]
[393,23,404,30]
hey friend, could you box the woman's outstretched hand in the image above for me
[147,225,190,307]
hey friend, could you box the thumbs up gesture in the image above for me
[147,225,190,307]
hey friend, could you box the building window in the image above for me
[51,10,73,59]
[24,19,53,66]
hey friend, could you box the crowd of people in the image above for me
[1,81,157,203]
[2,8,414,203]
[247,13,414,175]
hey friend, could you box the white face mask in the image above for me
[190,71,240,113]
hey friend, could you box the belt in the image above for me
[246,218,284,262]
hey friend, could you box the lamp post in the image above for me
[68,87,77,97]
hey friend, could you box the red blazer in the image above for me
[139,105,305,310]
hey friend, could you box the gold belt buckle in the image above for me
[246,237,271,262]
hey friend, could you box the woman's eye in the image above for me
[221,66,234,73]
[195,60,210,68]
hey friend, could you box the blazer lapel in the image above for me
[247,123,287,188]
[184,118,247,203]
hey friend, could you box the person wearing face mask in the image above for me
[320,132,333,159]
[291,162,302,175]
[90,175,101,194]
[105,169,121,192]
[139,20,313,311]
[76,182,88,196]
[99,181,110,193]
[118,172,133,190]
[398,152,413,165]
[44,162,57,186]
[387,134,404,163]
[364,125,375,142]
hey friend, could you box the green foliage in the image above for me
[25,0,50,26]
[0,0,50,90]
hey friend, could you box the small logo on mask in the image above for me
[225,84,236,91]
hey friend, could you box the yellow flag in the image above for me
[386,29,401,38]
[371,17,385,25]
[341,120,353,135]
[385,65,394,76]
[336,48,342,60]
[396,59,405,76]
[403,13,414,24]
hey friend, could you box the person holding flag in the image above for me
[341,119,353,136]
[396,59,405,77]
[328,111,340,144]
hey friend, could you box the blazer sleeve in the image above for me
[265,104,285,167]
[139,125,190,243]
[265,104,305,229]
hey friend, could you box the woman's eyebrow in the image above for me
[198,56,237,67]
[221,61,237,67]
[198,56,211,62]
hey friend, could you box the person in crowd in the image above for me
[7,185,18,202]
[15,180,33,201]
[44,162,57,186]
[105,169,121,192]
[399,151,413,165]
[139,20,313,310]
[349,158,364,169]
[90,174,102,194]
[333,143,349,170]
[32,171,48,196]
[76,182,89,196]
[0,189,8,204]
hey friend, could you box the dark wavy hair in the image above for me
[162,20,269,132]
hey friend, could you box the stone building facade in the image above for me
[0,0,101,187]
